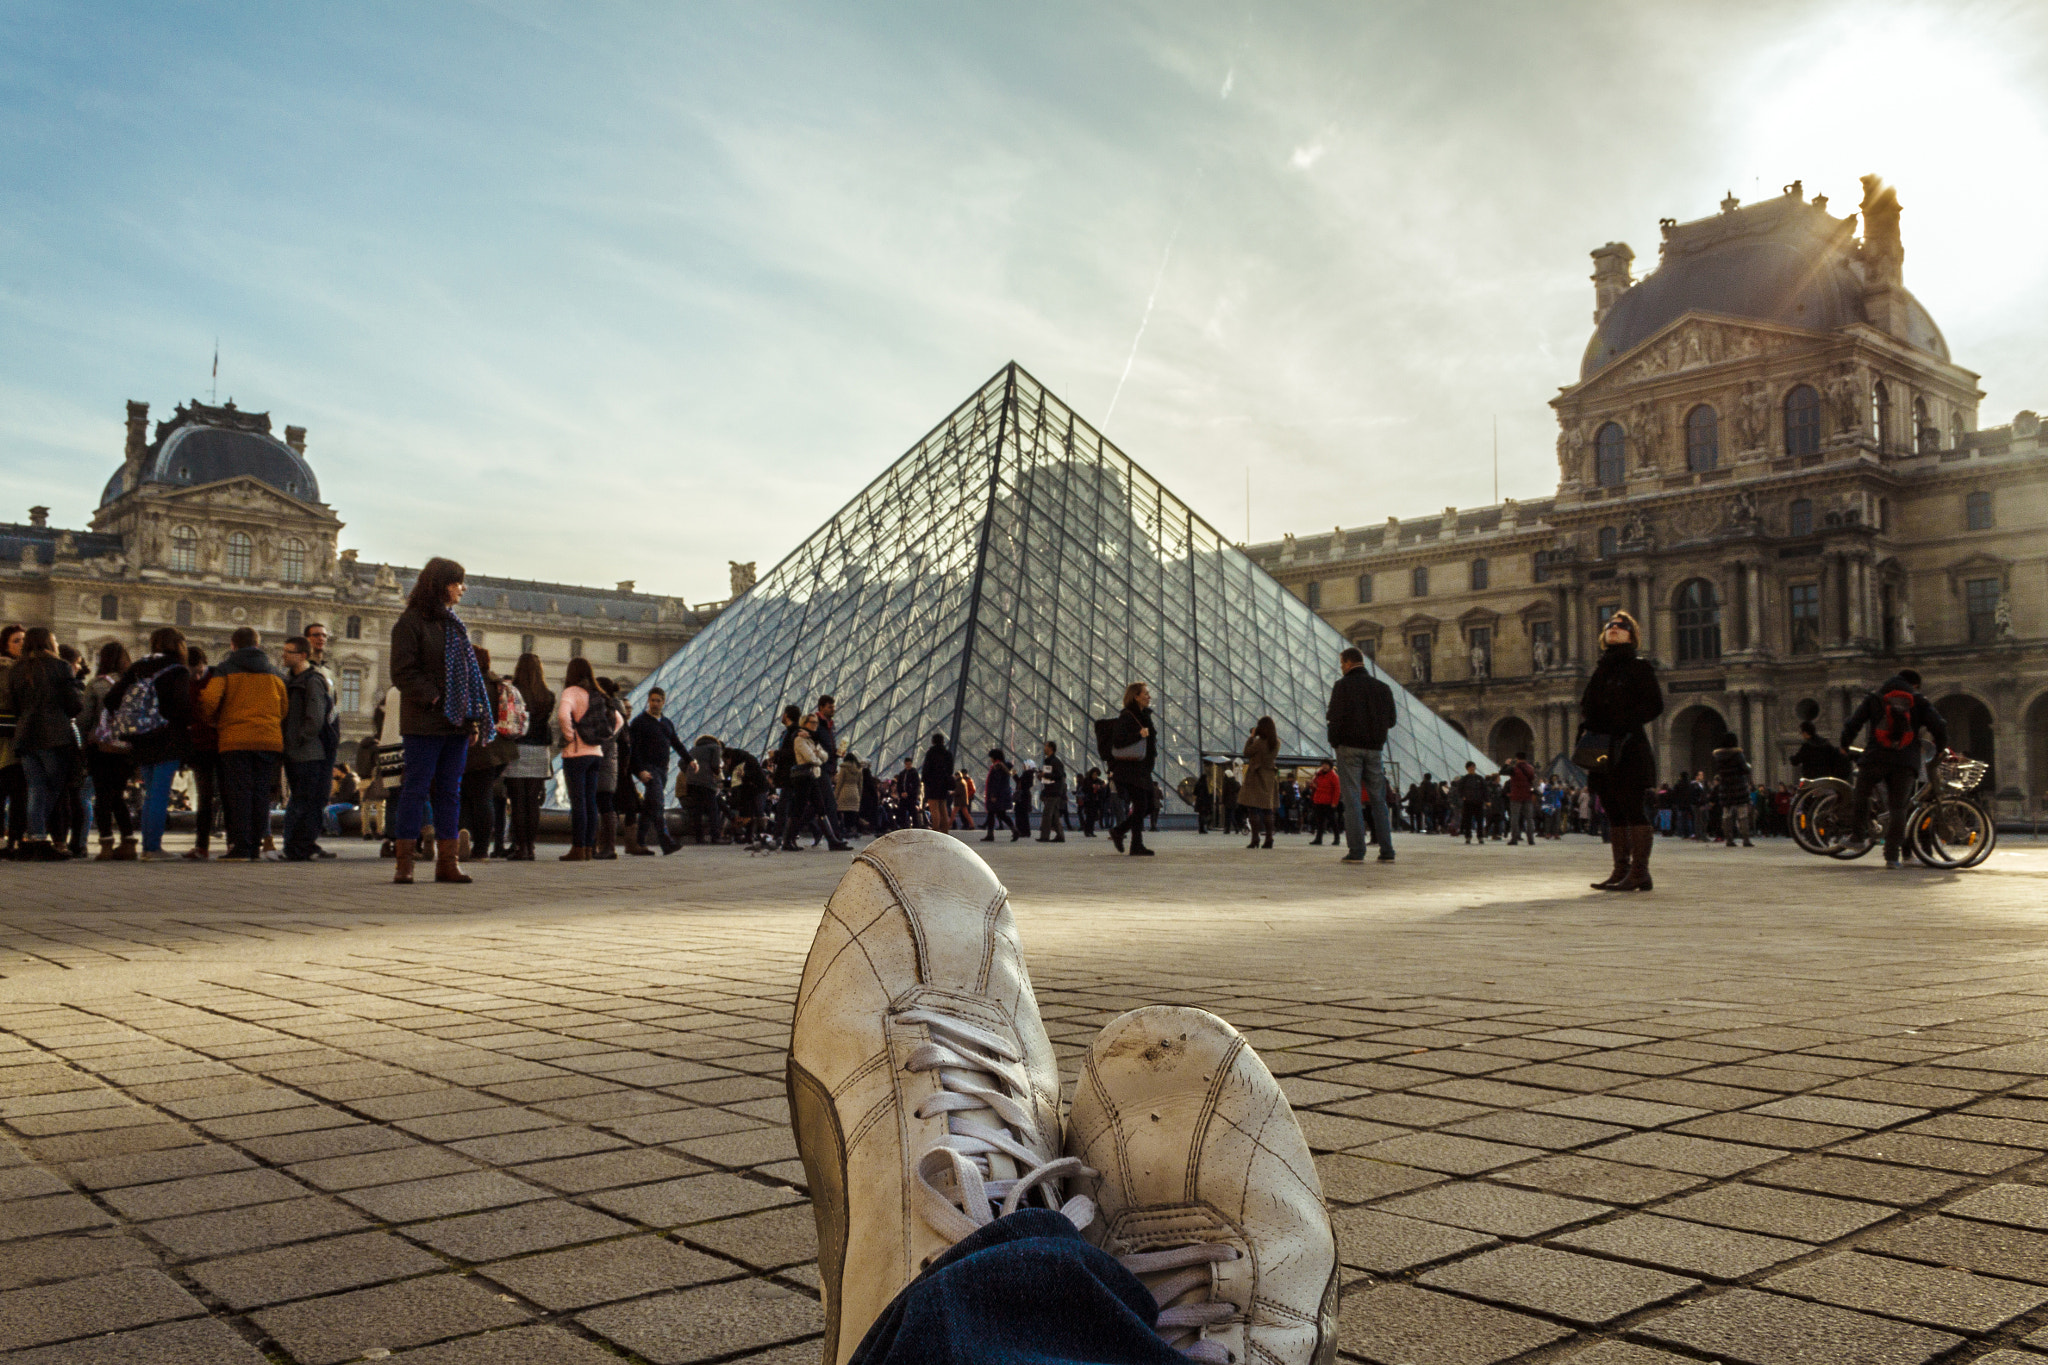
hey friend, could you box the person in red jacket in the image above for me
[1307,760,1341,845]
[1504,751,1538,846]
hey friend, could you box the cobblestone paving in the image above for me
[1,830,2046,1364]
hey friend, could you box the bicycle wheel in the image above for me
[1913,798,1995,869]
[1792,780,1848,856]
[1828,780,1885,859]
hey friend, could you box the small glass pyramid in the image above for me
[635,363,1490,810]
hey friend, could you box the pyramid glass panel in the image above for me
[635,364,1489,809]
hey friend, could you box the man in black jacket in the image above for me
[1839,669,1950,869]
[1326,647,1398,864]
[921,735,954,833]
[1036,741,1067,843]
[627,689,694,855]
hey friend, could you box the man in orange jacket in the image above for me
[198,626,288,861]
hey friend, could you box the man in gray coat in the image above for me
[280,636,334,862]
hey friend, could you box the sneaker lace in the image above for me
[902,1007,1245,1364]
[902,1007,1095,1245]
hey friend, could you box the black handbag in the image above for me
[1571,730,1626,773]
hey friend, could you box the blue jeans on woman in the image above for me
[21,748,76,841]
[139,759,181,852]
[847,1208,1182,1365]
[396,733,469,842]
[562,754,602,849]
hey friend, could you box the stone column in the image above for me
[1749,563,1765,653]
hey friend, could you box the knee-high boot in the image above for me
[595,813,618,860]
[1611,826,1654,891]
[1591,830,1630,889]
[393,839,416,885]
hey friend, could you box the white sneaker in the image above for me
[1067,1006,1340,1365]
[788,829,1083,1365]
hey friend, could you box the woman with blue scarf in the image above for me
[389,557,495,884]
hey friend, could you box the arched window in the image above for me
[615,641,630,664]
[1685,405,1719,472]
[1674,579,1722,663]
[281,538,306,583]
[1305,581,1322,609]
[1789,498,1814,537]
[1872,381,1893,451]
[520,633,536,656]
[1784,385,1821,456]
[1410,566,1429,597]
[1951,411,1966,448]
[1470,558,1489,591]
[1966,491,1993,531]
[169,526,198,572]
[175,600,192,628]
[1598,527,1618,559]
[1913,397,1932,453]
[1355,573,1373,604]
[345,615,362,640]
[99,593,119,621]
[1594,422,1626,487]
[225,531,253,579]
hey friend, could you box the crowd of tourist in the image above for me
[0,564,1938,888]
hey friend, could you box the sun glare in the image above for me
[1729,6,2048,322]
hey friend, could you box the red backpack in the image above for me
[1870,688,1918,750]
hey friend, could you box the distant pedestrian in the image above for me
[553,657,618,862]
[1326,646,1397,865]
[81,641,137,861]
[626,687,692,855]
[389,557,495,883]
[198,626,286,863]
[1504,752,1538,846]
[3,627,83,859]
[1036,741,1067,842]
[980,749,1013,843]
[921,733,955,833]
[1454,762,1488,845]
[503,653,553,861]
[1239,716,1279,850]
[1107,681,1157,856]
[1580,610,1663,892]
[280,635,336,861]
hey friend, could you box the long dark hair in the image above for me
[96,641,130,677]
[21,626,55,656]
[512,652,552,717]
[1254,715,1278,748]
[406,557,466,619]
[563,657,596,694]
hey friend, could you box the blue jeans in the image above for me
[396,733,468,842]
[848,1208,1183,1365]
[139,759,180,852]
[284,757,330,858]
[1334,745,1393,858]
[637,765,675,850]
[562,754,602,848]
[21,748,75,840]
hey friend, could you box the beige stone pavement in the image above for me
[2,827,2047,1365]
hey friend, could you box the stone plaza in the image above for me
[3,831,2048,1364]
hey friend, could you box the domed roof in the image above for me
[98,402,321,509]
[1580,190,1947,381]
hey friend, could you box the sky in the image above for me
[3,0,2044,603]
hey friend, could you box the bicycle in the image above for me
[1827,752,1995,869]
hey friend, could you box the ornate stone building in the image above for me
[1,398,728,741]
[1249,178,2048,815]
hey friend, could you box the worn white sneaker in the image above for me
[1067,1006,1340,1365]
[788,829,1086,1365]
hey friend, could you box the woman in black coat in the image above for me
[5,627,83,859]
[1108,681,1158,856]
[389,557,494,885]
[1578,610,1664,891]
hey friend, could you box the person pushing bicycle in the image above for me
[1839,668,1951,869]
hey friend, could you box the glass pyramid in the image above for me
[634,363,1489,811]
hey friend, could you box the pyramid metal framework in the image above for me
[635,364,1490,810]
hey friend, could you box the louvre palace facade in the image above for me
[0,399,728,743]
[1248,178,2048,816]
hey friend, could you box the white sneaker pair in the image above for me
[788,829,1340,1365]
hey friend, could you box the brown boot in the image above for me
[394,839,416,884]
[435,841,472,884]
[113,837,138,861]
[623,823,652,856]
[95,837,116,861]
[1591,831,1630,889]
[1610,827,1654,891]
[595,813,618,860]
[559,845,590,862]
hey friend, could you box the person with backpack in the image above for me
[80,641,138,861]
[1326,646,1398,864]
[101,628,196,861]
[1839,668,1950,869]
[1710,732,1755,848]
[553,656,618,862]
[389,557,495,883]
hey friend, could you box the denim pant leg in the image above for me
[848,1208,1185,1365]
[139,759,179,852]
[21,748,68,840]
[563,755,601,847]
[1361,749,1392,855]
[1333,746,1367,856]
[638,768,669,847]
